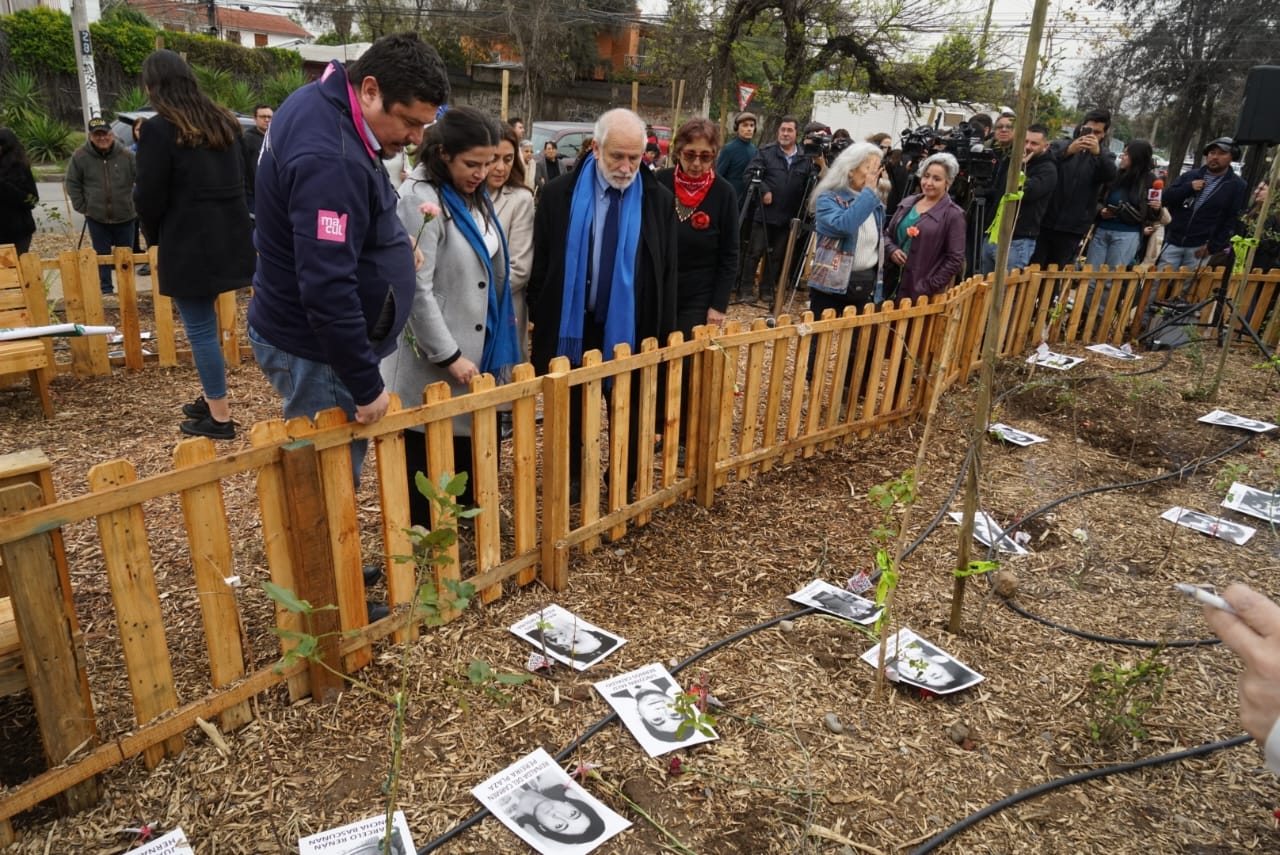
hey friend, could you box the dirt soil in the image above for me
[2,291,1280,855]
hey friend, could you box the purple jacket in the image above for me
[884,193,966,300]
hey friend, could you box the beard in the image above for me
[596,159,637,191]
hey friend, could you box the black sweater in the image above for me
[654,169,739,330]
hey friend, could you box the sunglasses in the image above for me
[680,150,714,163]
[995,124,1013,130]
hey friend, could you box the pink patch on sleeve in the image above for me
[317,210,348,242]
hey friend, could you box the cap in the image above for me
[734,112,758,130]
[1202,137,1236,157]
[87,116,110,134]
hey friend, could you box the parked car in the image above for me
[651,125,671,157]
[529,121,594,169]
[110,109,257,148]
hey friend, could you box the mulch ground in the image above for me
[2,288,1280,854]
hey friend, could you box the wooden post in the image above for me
[469,374,503,604]
[695,336,725,507]
[501,69,510,121]
[0,483,100,813]
[216,290,238,368]
[673,79,686,132]
[278,441,345,702]
[372,396,415,642]
[511,364,538,586]
[631,80,639,113]
[152,246,177,367]
[89,460,184,767]
[250,420,309,701]
[173,438,252,732]
[540,363,571,590]
[423,383,463,618]
[312,408,370,671]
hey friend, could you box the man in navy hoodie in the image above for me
[248,33,449,480]
[1157,137,1248,271]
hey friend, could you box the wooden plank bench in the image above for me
[0,245,56,416]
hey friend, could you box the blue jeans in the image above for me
[249,325,368,483]
[86,218,137,292]
[980,238,1036,274]
[1157,242,1203,271]
[173,296,226,400]
[1084,229,1142,315]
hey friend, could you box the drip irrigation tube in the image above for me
[908,734,1253,855]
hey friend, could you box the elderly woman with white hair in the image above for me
[806,141,885,316]
[883,152,967,300]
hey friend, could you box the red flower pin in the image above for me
[906,226,920,239]
[690,211,711,230]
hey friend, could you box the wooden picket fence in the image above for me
[0,255,1277,840]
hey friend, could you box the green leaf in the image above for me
[495,672,535,686]
[445,471,469,497]
[262,580,312,614]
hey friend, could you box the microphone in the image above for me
[1148,178,1164,203]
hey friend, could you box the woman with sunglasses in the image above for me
[654,117,739,335]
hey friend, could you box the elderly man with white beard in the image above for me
[528,107,679,498]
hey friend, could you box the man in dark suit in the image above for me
[528,107,679,496]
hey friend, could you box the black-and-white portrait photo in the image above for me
[789,579,882,625]
[1198,409,1277,433]
[949,511,1029,555]
[472,748,630,854]
[1086,343,1141,360]
[988,422,1048,447]
[510,605,625,671]
[595,664,718,757]
[860,627,984,695]
[1222,482,1280,524]
[1161,506,1256,545]
[299,812,414,854]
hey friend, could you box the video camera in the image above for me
[900,120,999,193]
[801,132,851,159]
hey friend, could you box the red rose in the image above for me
[690,211,711,230]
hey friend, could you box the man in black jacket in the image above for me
[1031,109,1117,268]
[528,108,679,492]
[737,115,820,302]
[1157,137,1248,270]
[981,124,1057,273]
[242,103,271,214]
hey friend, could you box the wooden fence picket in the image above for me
[372,397,416,643]
[89,459,184,768]
[173,438,252,732]
[510,364,539,586]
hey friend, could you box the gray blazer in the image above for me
[380,167,510,436]
[490,183,534,358]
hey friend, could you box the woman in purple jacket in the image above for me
[884,152,966,301]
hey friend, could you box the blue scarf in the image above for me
[439,182,520,380]
[557,153,642,366]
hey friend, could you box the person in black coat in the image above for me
[134,49,255,440]
[528,108,678,491]
[0,128,38,254]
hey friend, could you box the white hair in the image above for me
[808,142,883,213]
[917,152,959,184]
[594,108,645,149]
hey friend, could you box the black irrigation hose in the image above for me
[416,609,815,853]
[908,734,1253,855]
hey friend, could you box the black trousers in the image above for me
[808,274,878,400]
[402,429,474,528]
[566,310,645,489]
[1031,227,1085,269]
[739,221,792,299]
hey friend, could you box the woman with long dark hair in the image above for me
[485,122,533,360]
[1086,139,1160,270]
[1083,139,1160,315]
[134,49,255,439]
[380,106,519,522]
[0,128,38,254]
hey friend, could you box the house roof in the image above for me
[127,1,311,39]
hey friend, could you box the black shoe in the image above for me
[362,564,383,586]
[182,396,211,419]
[179,414,235,440]
[136,263,151,276]
[568,478,581,505]
[101,286,115,295]
[498,411,514,441]
[366,602,390,622]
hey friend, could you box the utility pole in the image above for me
[69,0,102,128]
[207,0,218,36]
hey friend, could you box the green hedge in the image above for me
[0,7,301,81]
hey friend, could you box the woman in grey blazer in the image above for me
[381,107,519,520]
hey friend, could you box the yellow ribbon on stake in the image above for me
[984,171,1026,243]
[1230,234,1260,274]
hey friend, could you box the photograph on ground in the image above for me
[788,579,883,624]
[297,811,413,854]
[1085,342,1142,360]
[987,422,1048,446]
[510,604,625,671]
[594,663,719,757]
[949,510,1030,554]
[471,748,630,854]
[860,627,985,695]
[1221,482,1280,524]
[1197,410,1277,432]
[1161,506,1256,545]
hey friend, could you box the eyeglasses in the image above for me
[994,124,1013,130]
[680,150,714,163]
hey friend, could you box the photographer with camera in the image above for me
[1082,140,1161,311]
[1032,108,1117,268]
[736,115,824,303]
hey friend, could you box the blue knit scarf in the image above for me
[439,182,520,380]
[557,153,642,366]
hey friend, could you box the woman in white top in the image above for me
[381,106,520,520]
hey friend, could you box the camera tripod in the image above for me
[1137,260,1275,364]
